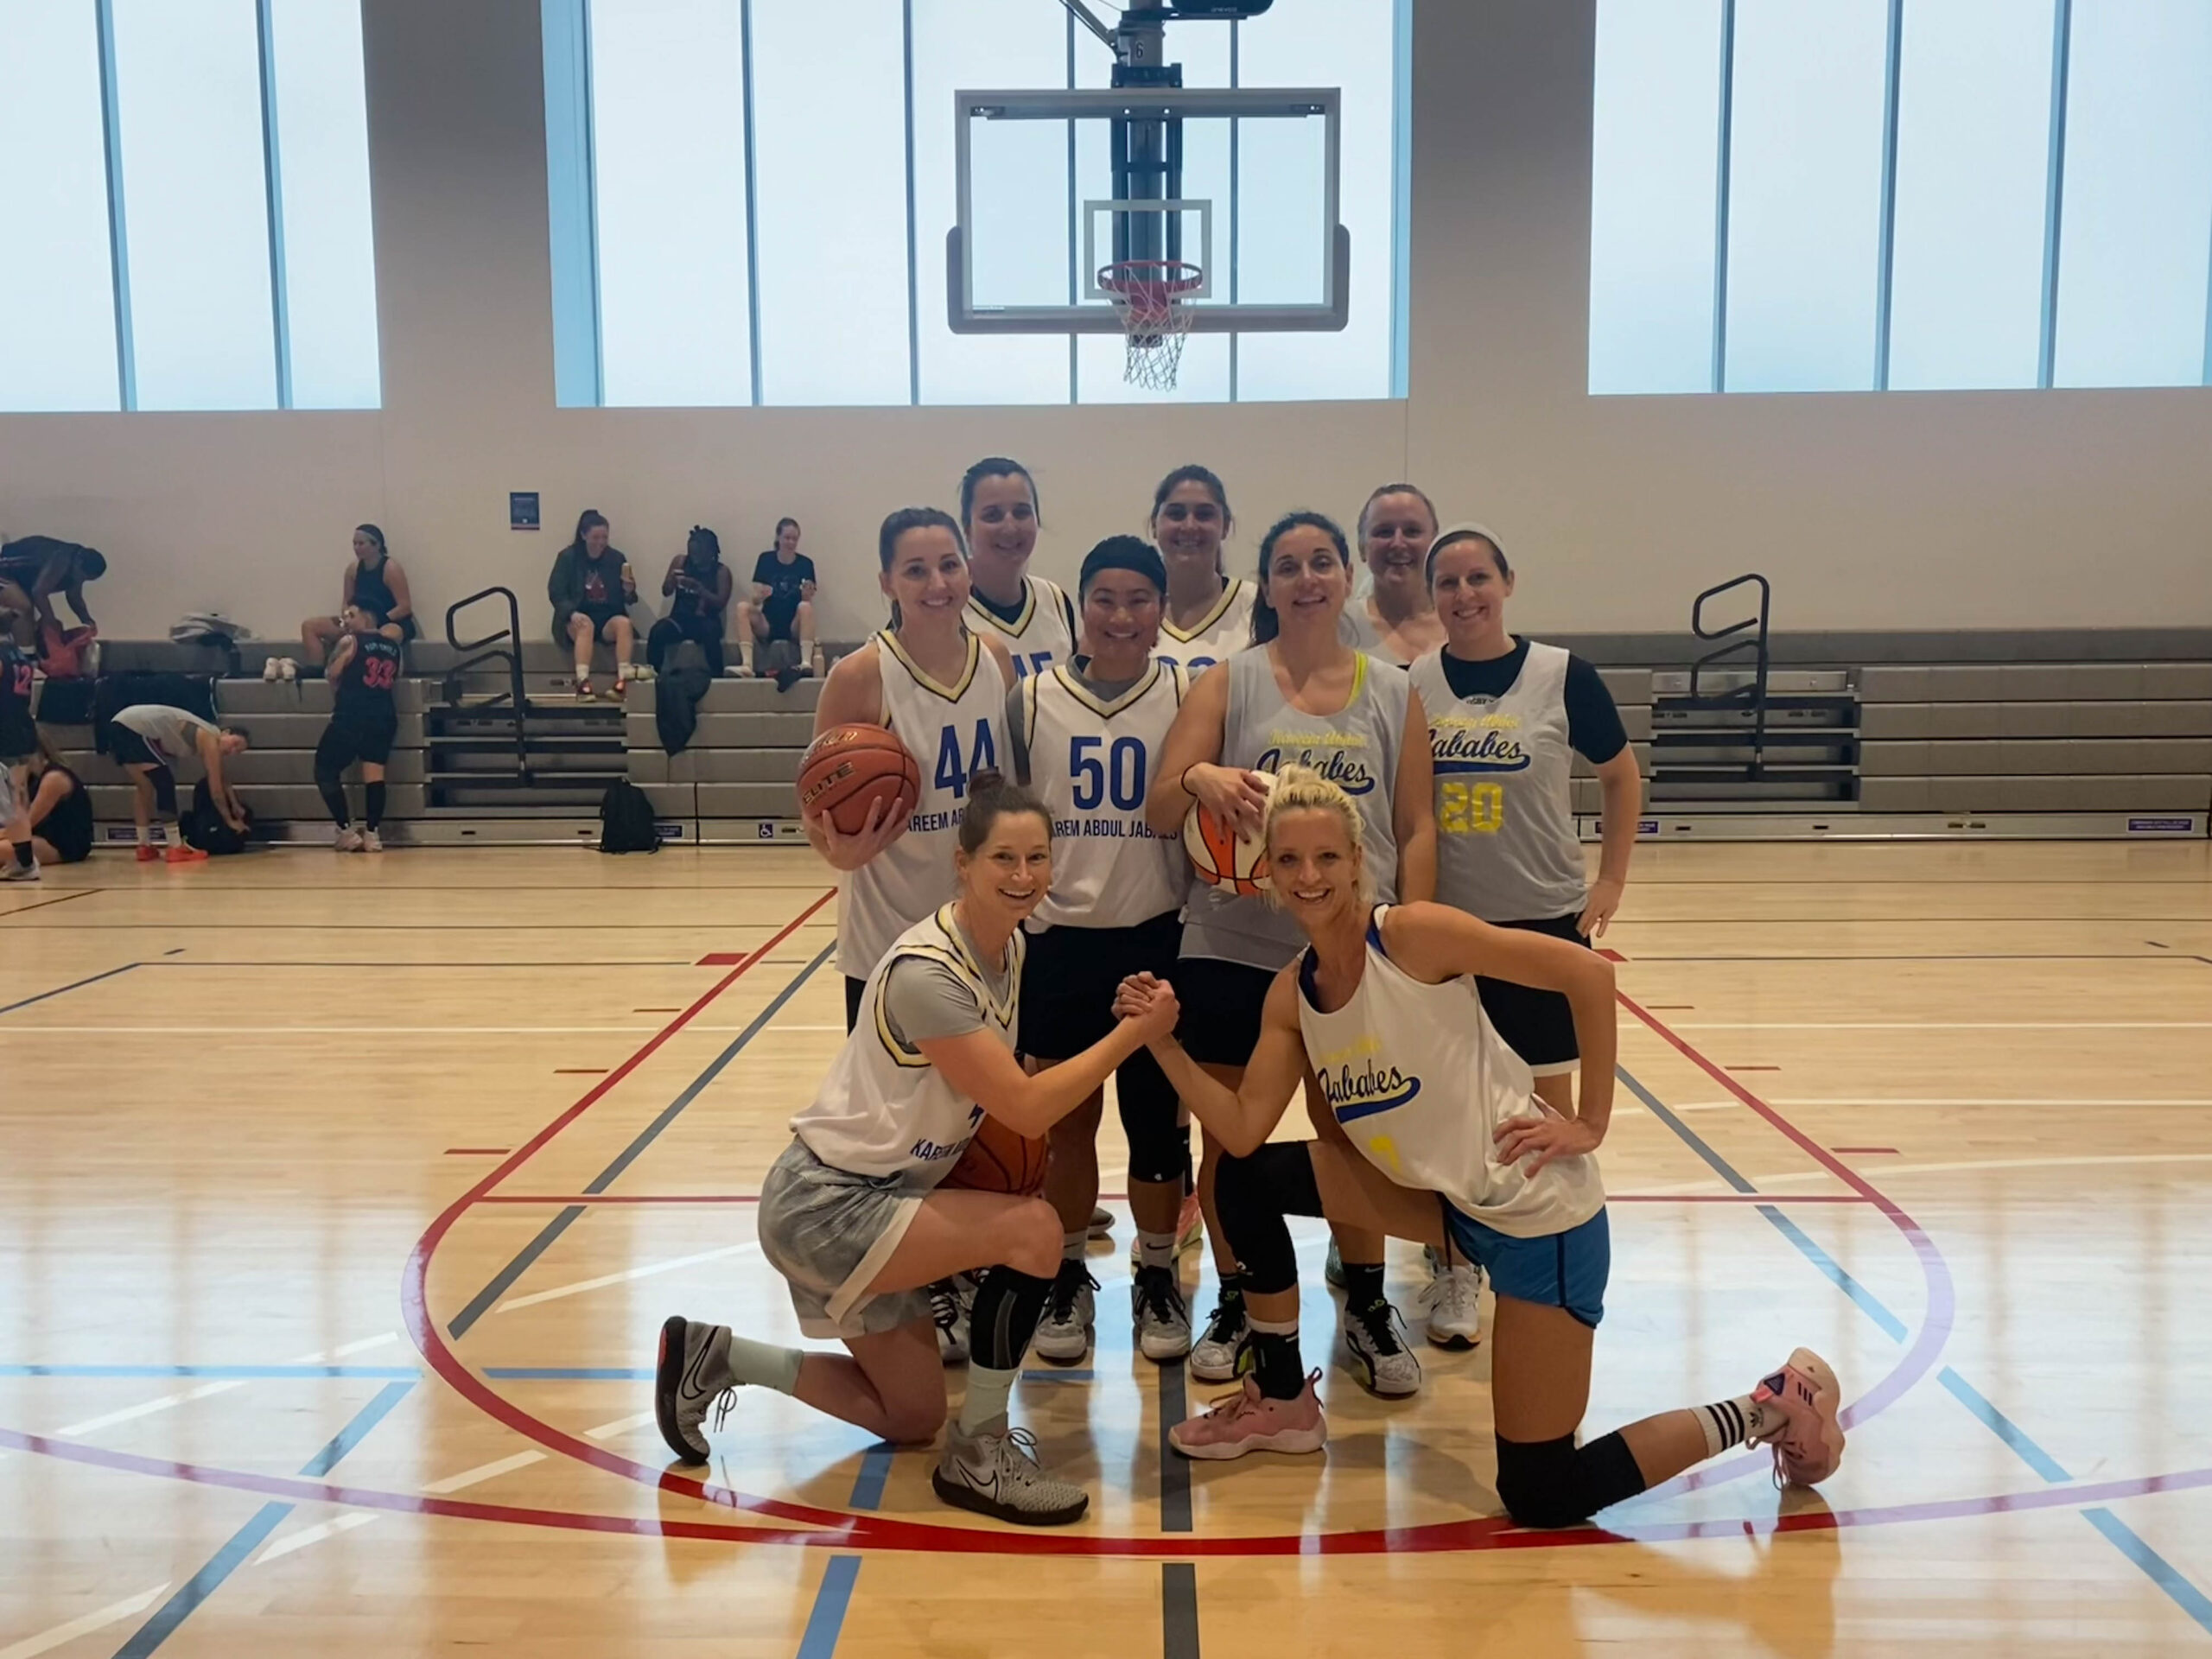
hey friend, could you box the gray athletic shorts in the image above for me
[757,1137,935,1340]
[0,767,19,823]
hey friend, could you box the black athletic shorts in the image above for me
[317,713,398,770]
[1020,911,1181,1058]
[562,603,627,645]
[844,974,867,1034]
[111,727,162,769]
[1475,912,1591,1074]
[761,594,802,642]
[1169,953,1279,1069]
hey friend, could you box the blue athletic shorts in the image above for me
[1442,1205,1610,1328]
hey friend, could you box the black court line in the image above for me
[111,1380,413,1656]
[447,942,836,1340]
[1617,952,2195,963]
[0,962,137,1017]
[145,959,703,969]
[39,922,836,931]
[1615,915,2212,925]
[1159,1352,1198,1657]
[0,887,101,919]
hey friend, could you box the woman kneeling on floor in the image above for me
[654,773,1178,1526]
[1112,764,1846,1529]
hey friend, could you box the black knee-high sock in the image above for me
[365,781,386,830]
[315,772,350,828]
[10,841,31,869]
[966,1265,1055,1371]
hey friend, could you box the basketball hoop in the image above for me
[1098,259,1204,391]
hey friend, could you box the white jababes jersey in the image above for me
[1023,661,1188,931]
[1297,906,1605,1236]
[836,632,1007,979]
[1153,578,1257,677]
[966,575,1077,681]
[794,907,1020,1179]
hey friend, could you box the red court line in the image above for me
[11,1421,2212,1558]
[1617,989,1959,1500]
[695,952,748,965]
[1597,947,1628,962]
[402,911,1952,1558]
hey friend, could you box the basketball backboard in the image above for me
[947,86,1351,336]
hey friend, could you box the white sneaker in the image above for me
[278,658,297,682]
[1132,1265,1192,1362]
[1339,1295,1423,1397]
[931,1421,1089,1526]
[1033,1262,1096,1363]
[360,829,384,854]
[1417,1248,1483,1350]
[335,827,364,852]
[0,856,39,882]
[1189,1284,1249,1382]
[1128,1192,1205,1268]
[652,1315,733,1465]
[262,657,281,682]
[932,1273,976,1365]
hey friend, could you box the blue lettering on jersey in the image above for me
[932,720,1000,798]
[1255,745,1378,796]
[1431,726,1532,774]
[1322,1059,1422,1122]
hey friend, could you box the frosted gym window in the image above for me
[544,0,1412,408]
[1587,0,2212,395]
[0,0,382,413]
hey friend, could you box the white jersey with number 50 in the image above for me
[836,632,1008,979]
[1153,577,1258,677]
[965,575,1077,682]
[1023,661,1189,931]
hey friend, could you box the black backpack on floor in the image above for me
[599,779,661,854]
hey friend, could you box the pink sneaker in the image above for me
[1751,1347,1846,1486]
[1169,1371,1326,1461]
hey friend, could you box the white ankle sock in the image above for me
[958,1363,1017,1435]
[1136,1230,1176,1271]
[724,1332,804,1395]
[1692,1395,1770,1457]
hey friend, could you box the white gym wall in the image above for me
[0,0,2205,643]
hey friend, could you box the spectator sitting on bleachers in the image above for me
[1,744,94,880]
[549,509,638,700]
[294,524,417,677]
[649,526,734,677]
[0,535,104,653]
[735,517,821,680]
[110,704,247,865]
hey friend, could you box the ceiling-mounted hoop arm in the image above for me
[1056,0,1119,51]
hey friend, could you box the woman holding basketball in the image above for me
[959,458,1077,679]
[1406,524,1643,1344]
[1144,511,1436,1395]
[658,778,1179,1527]
[1341,483,1446,666]
[1009,536,1196,1365]
[1148,465,1255,677]
[1109,766,1842,1525]
[804,507,1017,1034]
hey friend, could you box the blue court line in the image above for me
[1623,1061,2212,1637]
[112,1381,413,1656]
[0,962,136,1018]
[446,941,836,1340]
[794,1442,895,1659]
[0,1363,419,1380]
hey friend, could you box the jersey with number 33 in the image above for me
[1022,660,1188,931]
[1410,640,1587,923]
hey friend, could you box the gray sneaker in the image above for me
[1418,1246,1484,1350]
[653,1315,734,1464]
[1132,1265,1192,1363]
[1033,1262,1096,1363]
[931,1420,1090,1526]
[1339,1296,1423,1397]
[0,857,38,882]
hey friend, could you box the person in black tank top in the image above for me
[3,748,93,877]
[315,606,405,852]
[300,524,417,671]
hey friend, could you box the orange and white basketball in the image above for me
[1182,772,1274,897]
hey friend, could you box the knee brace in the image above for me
[148,766,176,817]
[1212,1141,1325,1295]
[1116,1048,1188,1185]
[967,1263,1054,1370]
[1494,1430,1646,1530]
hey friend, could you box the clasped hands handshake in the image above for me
[1112,972,1180,1044]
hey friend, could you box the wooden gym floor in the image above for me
[3,838,2211,1657]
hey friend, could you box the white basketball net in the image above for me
[1102,263,1202,392]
